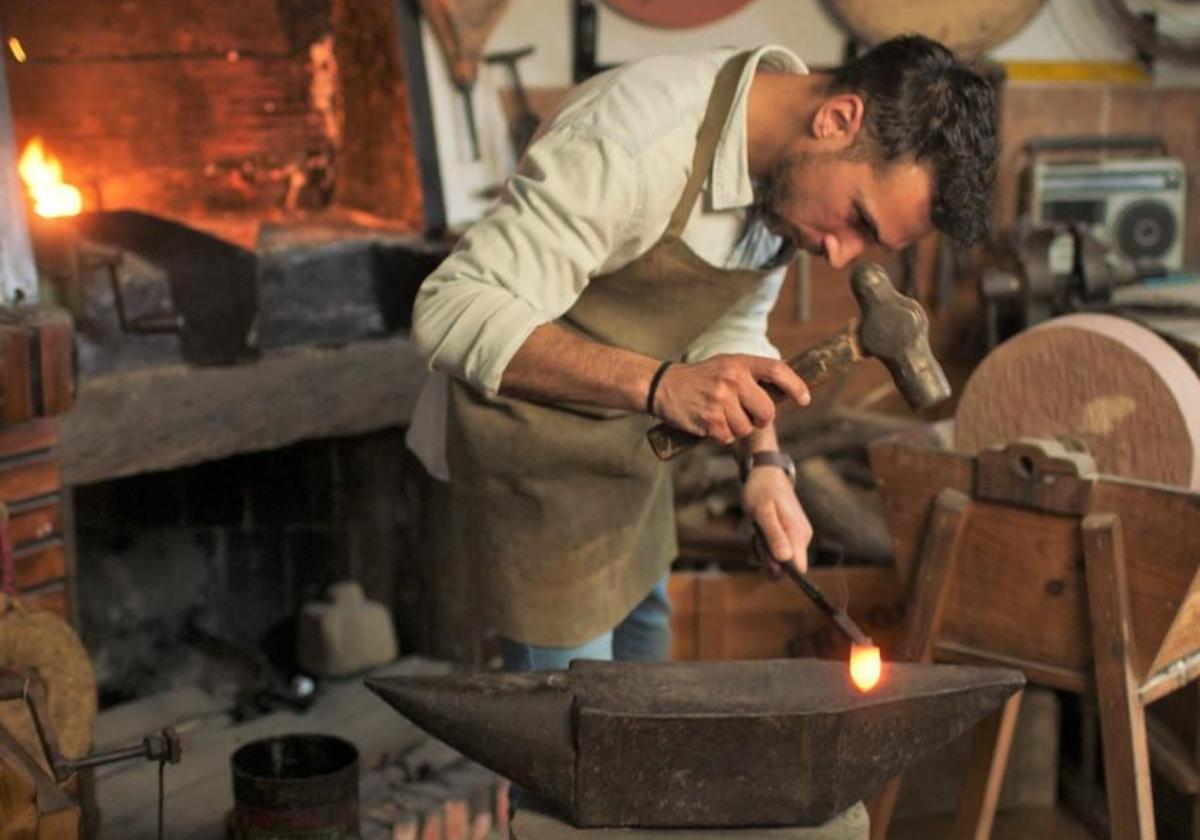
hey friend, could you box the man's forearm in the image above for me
[499,322,662,411]
[738,425,782,458]
[500,323,811,443]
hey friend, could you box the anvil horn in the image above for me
[367,659,1023,828]
[365,669,577,808]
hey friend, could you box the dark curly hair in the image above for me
[829,35,998,247]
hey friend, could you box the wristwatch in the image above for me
[739,450,797,484]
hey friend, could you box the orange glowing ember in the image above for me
[18,138,82,218]
[849,643,881,692]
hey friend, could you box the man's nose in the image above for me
[823,234,865,269]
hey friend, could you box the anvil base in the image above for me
[513,802,868,840]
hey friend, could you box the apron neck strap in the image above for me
[665,51,755,238]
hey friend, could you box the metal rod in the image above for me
[753,530,873,647]
[780,563,873,647]
[60,743,147,773]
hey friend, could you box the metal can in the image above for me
[231,733,359,838]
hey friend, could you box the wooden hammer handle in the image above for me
[646,320,861,461]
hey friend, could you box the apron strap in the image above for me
[665,50,755,239]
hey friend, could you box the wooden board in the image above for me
[955,314,1200,489]
[870,440,1200,690]
[1092,478,1200,683]
[0,420,55,456]
[15,586,67,620]
[12,543,64,592]
[0,454,59,503]
[7,500,60,547]
[669,567,906,662]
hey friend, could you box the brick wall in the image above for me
[72,427,434,705]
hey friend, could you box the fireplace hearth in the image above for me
[1,0,456,709]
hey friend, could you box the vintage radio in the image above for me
[1028,143,1186,271]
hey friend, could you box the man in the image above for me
[407,35,996,671]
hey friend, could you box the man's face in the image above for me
[758,151,934,269]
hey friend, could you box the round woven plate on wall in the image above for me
[0,594,96,771]
[955,313,1200,489]
[826,0,1044,54]
[603,0,756,29]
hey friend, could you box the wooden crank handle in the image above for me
[646,322,862,461]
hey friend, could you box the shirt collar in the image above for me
[710,45,808,212]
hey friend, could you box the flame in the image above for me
[8,37,27,63]
[849,643,881,692]
[18,138,82,218]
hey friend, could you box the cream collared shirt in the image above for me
[407,45,807,480]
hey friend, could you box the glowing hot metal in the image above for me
[850,643,882,692]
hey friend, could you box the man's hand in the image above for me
[653,355,810,445]
[742,465,812,575]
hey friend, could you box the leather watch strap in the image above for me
[739,450,796,483]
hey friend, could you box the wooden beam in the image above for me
[952,690,1024,840]
[1083,513,1156,840]
[870,487,972,840]
[897,488,972,662]
[58,336,428,486]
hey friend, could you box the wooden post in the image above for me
[951,690,1024,840]
[1083,513,1155,840]
[869,488,972,840]
[1193,681,1200,840]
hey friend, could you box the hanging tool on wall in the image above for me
[483,45,540,158]
[417,0,511,161]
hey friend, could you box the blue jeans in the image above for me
[499,575,672,670]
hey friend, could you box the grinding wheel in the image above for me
[826,0,1043,55]
[955,313,1200,489]
[0,593,96,773]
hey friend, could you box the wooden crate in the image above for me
[669,566,905,662]
[0,419,68,620]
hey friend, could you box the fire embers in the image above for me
[849,643,882,692]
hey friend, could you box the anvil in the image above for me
[366,658,1023,828]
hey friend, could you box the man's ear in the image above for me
[811,93,865,142]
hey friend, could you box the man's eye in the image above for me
[856,210,878,243]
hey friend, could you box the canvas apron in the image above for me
[446,51,775,646]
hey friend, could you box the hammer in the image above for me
[646,262,951,460]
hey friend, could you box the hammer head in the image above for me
[851,262,952,410]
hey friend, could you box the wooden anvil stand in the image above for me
[867,437,1200,840]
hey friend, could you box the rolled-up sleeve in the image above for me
[683,266,786,362]
[411,124,643,396]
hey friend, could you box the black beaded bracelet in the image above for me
[645,360,673,416]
